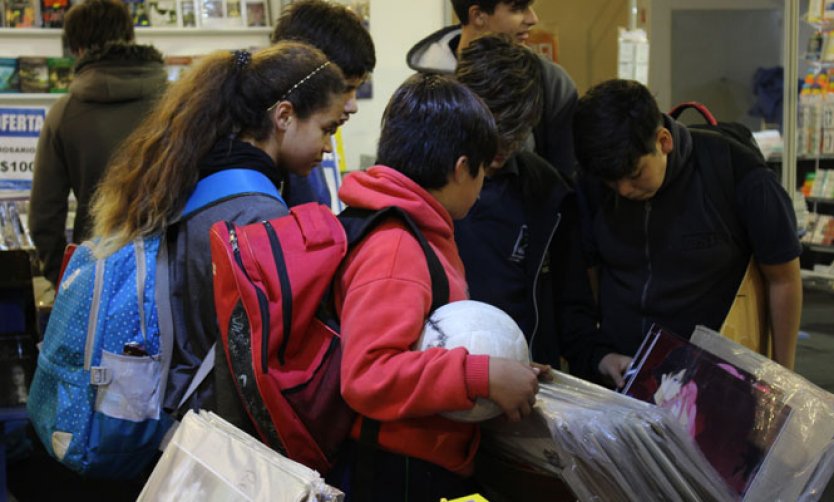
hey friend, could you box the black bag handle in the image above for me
[339,206,450,311]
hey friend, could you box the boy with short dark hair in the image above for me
[454,34,630,386]
[271,0,376,208]
[573,79,802,373]
[407,0,578,178]
[331,73,541,501]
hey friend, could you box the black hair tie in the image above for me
[233,49,251,69]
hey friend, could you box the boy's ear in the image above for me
[468,5,485,28]
[453,155,471,183]
[271,101,295,132]
[658,127,674,154]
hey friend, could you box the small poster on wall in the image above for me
[0,107,45,191]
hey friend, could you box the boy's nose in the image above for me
[525,7,539,26]
[615,180,635,198]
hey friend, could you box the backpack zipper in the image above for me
[262,220,292,367]
[225,221,272,374]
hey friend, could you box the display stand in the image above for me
[795,12,834,292]
[0,249,37,502]
[0,407,27,502]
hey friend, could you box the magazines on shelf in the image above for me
[5,0,38,27]
[179,0,196,26]
[40,0,67,27]
[124,0,150,27]
[147,0,177,27]
[18,57,49,93]
[0,58,19,93]
[47,56,73,93]
[243,0,266,27]
[199,0,242,28]
[0,201,34,250]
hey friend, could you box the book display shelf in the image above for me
[0,0,285,102]
[796,7,834,288]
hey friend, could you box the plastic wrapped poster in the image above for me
[621,324,834,501]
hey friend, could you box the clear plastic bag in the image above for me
[139,410,343,502]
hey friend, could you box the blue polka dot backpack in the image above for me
[26,169,283,479]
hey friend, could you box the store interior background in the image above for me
[2,0,834,499]
[341,0,834,396]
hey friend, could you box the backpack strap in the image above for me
[156,231,213,418]
[339,206,450,309]
[176,344,216,411]
[155,233,176,416]
[182,169,285,218]
[337,205,450,500]
[689,128,746,248]
[160,169,283,425]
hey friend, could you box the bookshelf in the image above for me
[0,25,274,57]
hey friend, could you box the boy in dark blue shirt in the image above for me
[573,79,802,372]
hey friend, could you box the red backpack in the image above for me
[209,202,448,474]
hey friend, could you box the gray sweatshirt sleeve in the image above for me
[533,58,579,179]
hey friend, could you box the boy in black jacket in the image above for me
[454,35,630,385]
[573,79,802,372]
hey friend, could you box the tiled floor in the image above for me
[796,286,834,394]
[795,284,834,502]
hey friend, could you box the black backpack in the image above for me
[671,102,767,250]
[669,101,766,164]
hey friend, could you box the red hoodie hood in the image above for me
[339,166,454,240]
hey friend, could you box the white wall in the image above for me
[339,0,447,171]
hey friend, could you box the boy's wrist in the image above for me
[464,354,490,400]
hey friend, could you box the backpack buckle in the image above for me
[90,366,112,386]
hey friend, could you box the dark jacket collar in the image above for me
[75,42,163,73]
[657,114,694,196]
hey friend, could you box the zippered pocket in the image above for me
[224,221,271,374]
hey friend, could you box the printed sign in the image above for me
[0,107,46,190]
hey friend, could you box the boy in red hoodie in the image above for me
[331,73,542,500]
